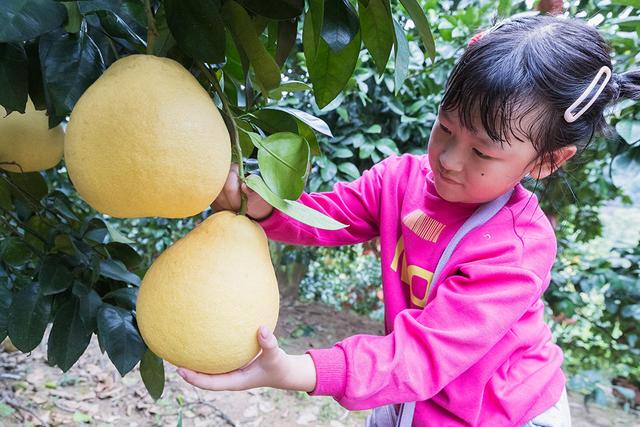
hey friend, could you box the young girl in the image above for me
[177,14,640,427]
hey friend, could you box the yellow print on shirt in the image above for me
[403,209,445,242]
[391,236,434,307]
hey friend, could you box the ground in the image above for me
[1,296,639,427]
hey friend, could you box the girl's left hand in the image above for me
[175,325,317,393]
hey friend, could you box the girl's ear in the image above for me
[529,145,578,179]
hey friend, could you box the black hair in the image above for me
[441,13,640,173]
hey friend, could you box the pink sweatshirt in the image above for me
[259,154,565,426]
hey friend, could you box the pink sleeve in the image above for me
[257,157,390,246]
[306,240,547,409]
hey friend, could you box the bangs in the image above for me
[440,40,556,153]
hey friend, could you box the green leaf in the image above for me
[338,162,360,180]
[99,259,140,286]
[253,132,310,200]
[63,2,82,33]
[39,256,74,296]
[264,106,333,137]
[140,349,165,400]
[7,281,53,352]
[72,282,102,332]
[0,237,32,266]
[47,298,92,372]
[7,171,48,202]
[498,0,511,16]
[275,18,297,68]
[303,3,361,108]
[375,137,399,155]
[239,0,304,20]
[164,0,226,63]
[321,0,359,52]
[0,180,12,210]
[0,402,16,417]
[399,0,435,62]
[24,215,50,253]
[358,0,393,75]
[267,80,312,98]
[245,174,347,230]
[103,287,138,311]
[106,242,142,270]
[616,120,640,145]
[392,18,409,94]
[0,0,66,42]
[39,28,105,124]
[0,280,12,342]
[0,42,28,114]
[222,0,281,92]
[97,304,146,376]
[150,3,177,57]
[364,124,381,133]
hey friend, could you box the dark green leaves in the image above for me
[358,0,394,75]
[47,298,92,372]
[240,0,304,20]
[0,42,28,114]
[0,0,66,42]
[164,0,226,64]
[140,349,165,400]
[39,27,105,126]
[0,280,12,342]
[303,0,361,108]
[7,281,53,352]
[97,304,146,376]
[1,238,32,266]
[222,0,281,92]
[321,0,359,52]
[99,259,141,286]
[39,256,73,295]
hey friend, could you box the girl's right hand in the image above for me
[211,163,274,221]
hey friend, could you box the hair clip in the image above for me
[564,66,612,123]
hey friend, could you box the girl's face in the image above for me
[428,108,539,204]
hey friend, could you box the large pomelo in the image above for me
[0,100,64,172]
[135,211,280,374]
[64,54,231,218]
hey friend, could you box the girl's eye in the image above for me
[439,123,452,134]
[473,148,492,159]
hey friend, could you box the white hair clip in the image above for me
[564,66,612,123]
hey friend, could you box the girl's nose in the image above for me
[439,146,464,172]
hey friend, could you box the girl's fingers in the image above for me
[177,367,254,391]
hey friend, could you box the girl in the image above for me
[177,14,640,427]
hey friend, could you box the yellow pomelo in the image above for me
[64,54,231,218]
[0,100,64,172]
[136,211,280,374]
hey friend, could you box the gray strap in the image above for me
[394,188,514,427]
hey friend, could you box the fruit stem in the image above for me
[198,63,248,216]
[144,0,158,55]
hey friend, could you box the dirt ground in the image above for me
[1,296,639,427]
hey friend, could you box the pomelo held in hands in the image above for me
[64,54,231,218]
[135,211,280,374]
[0,100,64,173]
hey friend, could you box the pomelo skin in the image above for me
[64,54,231,218]
[0,100,64,173]
[136,211,280,374]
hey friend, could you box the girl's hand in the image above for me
[211,164,273,221]
[176,326,317,393]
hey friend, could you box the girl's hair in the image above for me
[441,13,640,172]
